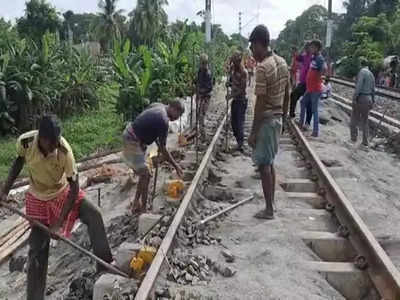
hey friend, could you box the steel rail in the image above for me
[289,119,400,299]
[331,76,400,101]
[134,114,227,300]
[331,93,400,130]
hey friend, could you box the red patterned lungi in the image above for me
[26,187,85,238]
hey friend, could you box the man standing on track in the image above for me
[289,42,312,125]
[196,53,213,137]
[0,115,113,300]
[122,101,184,214]
[248,25,290,220]
[226,50,248,152]
[299,39,326,137]
[350,58,376,147]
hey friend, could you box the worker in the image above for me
[289,41,312,125]
[299,39,326,137]
[246,55,256,86]
[350,58,375,147]
[226,50,248,152]
[0,115,113,300]
[122,101,184,214]
[196,53,213,137]
[248,25,290,220]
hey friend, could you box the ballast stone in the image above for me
[93,274,135,300]
[138,213,162,235]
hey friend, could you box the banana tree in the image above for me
[156,23,190,97]
[113,39,155,120]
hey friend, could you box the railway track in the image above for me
[331,76,400,101]
[1,84,399,299]
[329,93,400,135]
[130,89,400,299]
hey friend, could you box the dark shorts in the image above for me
[252,117,282,166]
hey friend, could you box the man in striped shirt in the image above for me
[248,25,290,219]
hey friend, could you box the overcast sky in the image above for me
[2,0,346,39]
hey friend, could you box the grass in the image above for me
[0,83,125,181]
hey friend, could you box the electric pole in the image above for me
[326,0,333,75]
[205,0,211,43]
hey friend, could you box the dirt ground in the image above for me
[154,86,346,300]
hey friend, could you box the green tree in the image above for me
[229,33,248,50]
[17,0,61,44]
[367,0,399,18]
[275,5,327,61]
[0,18,18,49]
[95,0,124,51]
[65,13,100,43]
[129,0,168,47]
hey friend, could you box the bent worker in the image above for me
[226,50,248,152]
[350,58,375,147]
[248,25,290,220]
[196,53,213,137]
[122,101,184,214]
[0,115,113,300]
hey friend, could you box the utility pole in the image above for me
[205,0,211,43]
[326,0,333,76]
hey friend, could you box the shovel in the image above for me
[0,202,129,278]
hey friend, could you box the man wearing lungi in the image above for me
[0,115,113,300]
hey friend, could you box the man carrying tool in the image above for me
[226,50,248,152]
[196,53,213,137]
[122,101,184,214]
[248,25,290,220]
[350,57,375,147]
[0,115,113,300]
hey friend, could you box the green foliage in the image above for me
[17,0,61,44]
[339,11,389,77]
[275,5,328,62]
[130,0,168,47]
[112,40,154,120]
[112,24,192,120]
[0,84,124,179]
[0,31,102,134]
[113,20,232,121]
[352,14,391,44]
[95,0,125,52]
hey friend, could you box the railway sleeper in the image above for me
[302,261,380,300]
